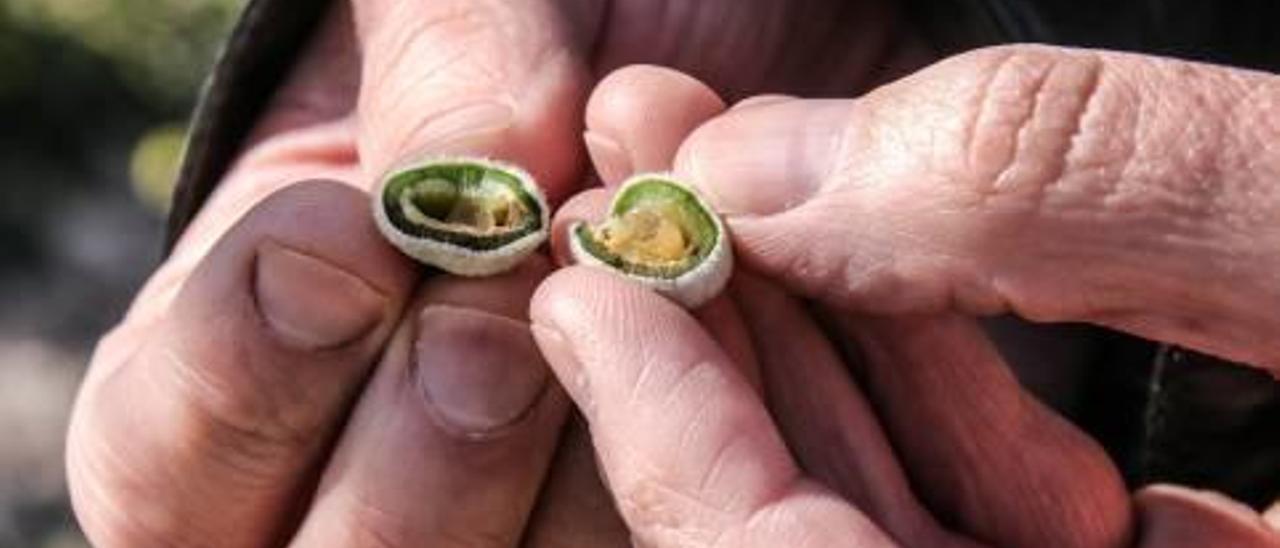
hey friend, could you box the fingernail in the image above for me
[255,241,387,350]
[1265,501,1280,531]
[729,94,794,112]
[415,306,549,436]
[584,130,633,186]
[682,100,850,217]
[530,324,593,415]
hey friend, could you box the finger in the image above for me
[521,415,631,548]
[135,3,364,324]
[529,67,756,547]
[550,188,613,267]
[353,0,593,203]
[537,189,758,546]
[980,317,1103,418]
[833,312,1132,547]
[583,65,725,186]
[575,64,757,379]
[530,267,896,547]
[290,257,569,546]
[729,94,797,112]
[731,273,968,548]
[550,187,760,383]
[1135,485,1280,547]
[68,181,415,546]
[674,44,1280,368]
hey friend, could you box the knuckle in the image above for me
[957,46,1108,210]
[72,493,181,548]
[1218,74,1280,240]
[1104,58,1240,233]
[68,406,190,547]
[339,490,517,548]
[165,339,315,460]
[614,475,718,547]
[953,46,1280,249]
[68,341,320,547]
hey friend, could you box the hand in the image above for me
[532,57,1280,546]
[66,0,929,545]
[66,1,598,544]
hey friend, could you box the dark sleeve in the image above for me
[166,0,331,252]
[913,0,1280,72]
[168,0,1280,509]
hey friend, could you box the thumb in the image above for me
[530,267,895,548]
[354,0,592,201]
[1135,485,1279,547]
[676,45,1280,369]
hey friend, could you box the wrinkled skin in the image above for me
[67,0,1280,546]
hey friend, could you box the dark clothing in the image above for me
[169,0,1280,508]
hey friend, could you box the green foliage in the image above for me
[129,123,186,213]
[0,2,247,545]
[4,0,244,107]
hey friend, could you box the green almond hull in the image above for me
[381,161,544,251]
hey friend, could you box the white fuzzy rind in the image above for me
[373,157,549,277]
[569,174,734,308]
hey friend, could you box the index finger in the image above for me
[354,0,595,203]
[673,45,1280,370]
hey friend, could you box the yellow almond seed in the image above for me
[603,208,690,264]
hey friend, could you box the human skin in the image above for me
[542,61,1280,547]
[65,0,1278,546]
[66,1,927,545]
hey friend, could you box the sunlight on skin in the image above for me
[67,0,1280,546]
[68,0,936,546]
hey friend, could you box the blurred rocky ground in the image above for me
[0,0,241,544]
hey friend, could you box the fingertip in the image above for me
[588,65,726,128]
[583,129,633,187]
[187,178,416,350]
[531,266,636,328]
[530,265,687,367]
[530,266,648,412]
[355,0,590,205]
[729,94,796,112]
[674,99,852,217]
[585,65,725,183]
[529,267,582,330]
[530,269,816,544]
[549,188,612,267]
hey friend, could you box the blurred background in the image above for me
[0,0,243,544]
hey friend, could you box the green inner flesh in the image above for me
[382,162,542,251]
[576,178,719,278]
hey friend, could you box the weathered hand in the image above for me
[66,0,595,544]
[533,61,1280,547]
[67,0,927,546]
